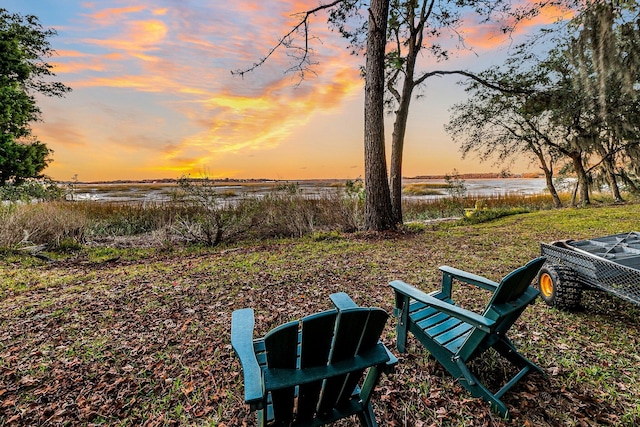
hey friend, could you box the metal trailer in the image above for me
[538,232,640,309]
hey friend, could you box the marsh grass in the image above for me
[403,182,447,196]
[0,202,88,247]
[0,187,635,250]
[0,180,364,249]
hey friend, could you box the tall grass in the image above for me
[75,202,182,236]
[0,202,88,248]
[0,187,364,248]
[0,188,634,250]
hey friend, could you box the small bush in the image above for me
[172,177,257,246]
[55,237,83,252]
[403,222,427,233]
[460,207,531,224]
[312,230,343,241]
[0,179,64,202]
[342,179,365,231]
[444,170,467,198]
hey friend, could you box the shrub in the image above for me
[403,222,427,233]
[170,177,236,246]
[341,179,365,231]
[444,169,467,198]
[0,179,64,202]
[460,207,531,224]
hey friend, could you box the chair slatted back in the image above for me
[263,320,301,423]
[458,258,545,361]
[298,311,338,422]
[487,257,546,307]
[262,307,388,423]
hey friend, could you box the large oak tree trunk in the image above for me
[364,0,394,231]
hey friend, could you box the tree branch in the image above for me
[414,69,534,94]
[231,0,346,78]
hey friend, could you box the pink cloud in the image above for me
[84,5,146,24]
[33,117,88,148]
[41,1,367,179]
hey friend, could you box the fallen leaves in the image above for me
[1,231,639,426]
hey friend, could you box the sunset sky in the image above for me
[5,1,571,182]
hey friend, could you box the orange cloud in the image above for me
[48,50,127,75]
[160,59,362,175]
[86,19,167,51]
[41,1,367,180]
[84,5,146,23]
[521,4,575,28]
[50,59,107,74]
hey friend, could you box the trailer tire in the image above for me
[537,264,582,310]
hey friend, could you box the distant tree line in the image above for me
[447,1,640,207]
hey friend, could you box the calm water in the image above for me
[444,178,548,196]
[68,178,550,203]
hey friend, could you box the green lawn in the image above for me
[1,203,639,426]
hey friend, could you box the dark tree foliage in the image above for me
[0,8,71,184]
[0,134,50,184]
[447,0,640,206]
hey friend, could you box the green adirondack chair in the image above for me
[389,257,545,418]
[231,292,397,427]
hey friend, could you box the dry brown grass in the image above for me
[0,202,88,248]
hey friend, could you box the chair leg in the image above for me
[454,340,541,419]
[494,338,543,375]
[394,294,410,353]
[452,357,511,419]
[356,401,379,427]
[475,385,510,419]
[459,370,510,418]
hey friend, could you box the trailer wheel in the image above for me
[537,264,582,310]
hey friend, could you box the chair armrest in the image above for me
[330,292,359,310]
[383,345,398,371]
[439,265,500,291]
[389,280,495,332]
[230,308,264,410]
